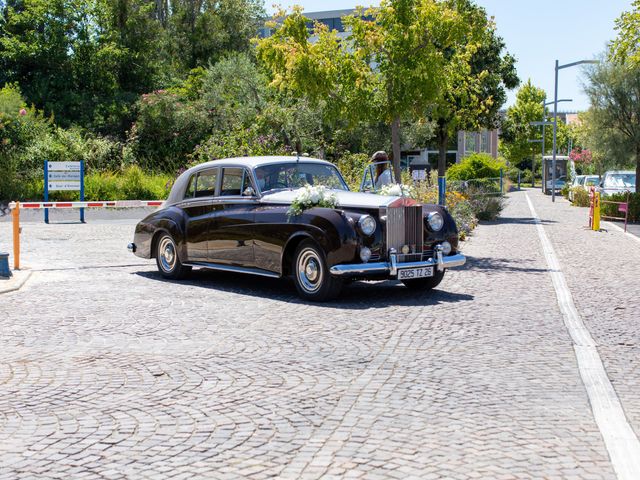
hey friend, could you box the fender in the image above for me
[280,209,359,273]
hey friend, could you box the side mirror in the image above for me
[243,186,256,197]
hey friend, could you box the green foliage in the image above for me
[583,59,640,190]
[336,153,370,191]
[506,167,531,185]
[87,165,171,200]
[189,125,290,167]
[131,90,212,171]
[256,1,477,177]
[431,0,519,174]
[570,187,591,207]
[602,192,640,222]
[610,0,640,66]
[468,193,505,221]
[446,153,506,181]
[499,79,546,166]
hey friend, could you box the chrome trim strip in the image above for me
[329,253,466,277]
[184,261,281,278]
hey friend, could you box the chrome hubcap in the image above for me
[297,249,323,293]
[158,237,177,272]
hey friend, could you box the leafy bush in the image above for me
[131,90,213,172]
[506,167,532,186]
[561,183,570,199]
[570,187,591,207]
[469,194,505,221]
[446,153,507,181]
[189,125,290,167]
[602,192,640,222]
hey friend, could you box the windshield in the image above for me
[584,176,599,186]
[254,162,349,193]
[604,173,636,188]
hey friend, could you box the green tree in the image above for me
[583,59,640,190]
[256,1,471,179]
[163,0,265,73]
[431,0,518,182]
[610,0,640,66]
[499,80,546,168]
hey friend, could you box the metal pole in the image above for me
[539,123,545,189]
[44,161,49,224]
[552,60,559,202]
[80,160,85,223]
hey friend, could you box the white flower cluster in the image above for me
[379,183,415,198]
[288,185,339,217]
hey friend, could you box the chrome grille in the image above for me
[384,205,424,261]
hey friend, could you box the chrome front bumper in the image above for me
[329,250,466,277]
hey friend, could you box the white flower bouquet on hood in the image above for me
[288,185,339,217]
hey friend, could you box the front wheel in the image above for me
[155,233,191,279]
[402,269,445,291]
[293,240,342,301]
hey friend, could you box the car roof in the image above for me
[604,170,635,174]
[166,156,338,205]
[192,156,334,170]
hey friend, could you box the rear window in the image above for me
[195,170,218,197]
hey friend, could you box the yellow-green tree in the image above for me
[610,0,640,66]
[256,0,471,179]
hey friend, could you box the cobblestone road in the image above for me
[0,190,638,479]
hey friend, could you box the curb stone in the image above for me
[0,269,32,294]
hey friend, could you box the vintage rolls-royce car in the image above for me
[128,156,466,301]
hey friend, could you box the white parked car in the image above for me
[582,175,600,190]
[599,170,636,197]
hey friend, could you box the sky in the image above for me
[264,0,634,112]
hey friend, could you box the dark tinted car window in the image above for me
[221,168,245,196]
[195,170,218,197]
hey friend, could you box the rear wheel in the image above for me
[292,240,342,301]
[155,233,191,279]
[402,269,445,291]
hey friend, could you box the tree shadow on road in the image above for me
[134,269,474,310]
[465,255,549,273]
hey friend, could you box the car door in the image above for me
[181,168,219,261]
[208,167,257,267]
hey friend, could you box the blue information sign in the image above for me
[44,161,85,223]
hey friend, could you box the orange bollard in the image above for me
[11,201,20,270]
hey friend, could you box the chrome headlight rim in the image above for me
[358,214,377,236]
[426,211,444,231]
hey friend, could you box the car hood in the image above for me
[260,189,402,209]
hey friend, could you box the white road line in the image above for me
[602,220,640,245]
[525,193,640,480]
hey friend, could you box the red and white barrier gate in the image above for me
[7,200,163,270]
[11,200,164,209]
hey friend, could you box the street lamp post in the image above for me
[551,59,598,202]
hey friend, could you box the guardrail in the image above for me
[588,189,630,232]
[601,193,630,233]
[7,200,163,271]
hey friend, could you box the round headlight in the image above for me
[427,211,444,231]
[440,241,452,255]
[359,246,372,262]
[358,215,377,236]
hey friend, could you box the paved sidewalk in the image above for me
[0,189,637,479]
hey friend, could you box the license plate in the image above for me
[398,266,434,279]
